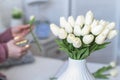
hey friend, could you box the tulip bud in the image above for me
[30,16,35,21]
[100,28,110,37]
[110,61,116,67]
[74,25,82,36]
[68,16,75,27]
[50,24,60,36]
[107,30,117,39]
[106,22,115,30]
[67,34,75,43]
[73,37,82,48]
[29,15,35,26]
[91,19,99,28]
[75,15,85,27]
[81,25,90,36]
[64,22,73,33]
[85,11,94,25]
[110,69,118,77]
[83,34,94,44]
[95,35,106,44]
[60,17,67,28]
[91,25,104,35]
[99,20,108,27]
[60,17,73,33]
[58,28,67,39]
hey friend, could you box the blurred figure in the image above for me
[0,24,31,80]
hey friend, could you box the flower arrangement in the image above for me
[50,11,117,60]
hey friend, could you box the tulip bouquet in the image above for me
[50,11,117,60]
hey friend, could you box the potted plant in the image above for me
[11,7,23,27]
[50,11,118,80]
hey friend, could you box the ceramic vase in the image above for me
[58,58,95,80]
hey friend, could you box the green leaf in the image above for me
[92,65,113,79]
[59,47,72,57]
[81,48,89,59]
[49,77,57,80]
[90,43,98,53]
[77,48,87,59]
[95,42,110,51]
[56,40,66,48]
[93,73,109,79]
[94,66,112,74]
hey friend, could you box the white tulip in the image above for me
[73,37,82,48]
[91,25,104,35]
[68,16,75,27]
[110,61,116,67]
[85,11,94,25]
[67,34,75,43]
[110,69,118,77]
[95,35,106,44]
[83,34,94,44]
[60,17,73,33]
[91,19,99,28]
[75,15,85,27]
[74,25,82,36]
[100,28,110,37]
[50,24,60,36]
[81,25,90,36]
[107,30,117,39]
[60,17,67,28]
[58,28,67,39]
[106,22,115,30]
[30,15,35,21]
[99,20,109,27]
[64,22,73,33]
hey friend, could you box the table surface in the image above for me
[0,57,120,80]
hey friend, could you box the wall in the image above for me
[0,0,69,27]
[0,0,23,27]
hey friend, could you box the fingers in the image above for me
[19,24,30,29]
[14,36,25,43]
[20,24,33,37]
[16,44,30,58]
[21,44,30,53]
[16,39,28,46]
[20,44,30,55]
[22,29,31,36]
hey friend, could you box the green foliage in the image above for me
[93,65,113,79]
[12,8,23,19]
[56,39,110,60]
[49,77,57,80]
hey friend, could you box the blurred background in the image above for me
[0,0,120,64]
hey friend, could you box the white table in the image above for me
[0,57,119,80]
[0,57,64,80]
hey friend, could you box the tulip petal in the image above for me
[50,24,60,36]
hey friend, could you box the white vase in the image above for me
[58,58,95,80]
[11,18,23,27]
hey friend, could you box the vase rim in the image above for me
[68,58,86,61]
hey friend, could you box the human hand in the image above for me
[11,24,33,38]
[7,37,30,59]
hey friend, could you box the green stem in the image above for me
[30,25,41,53]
